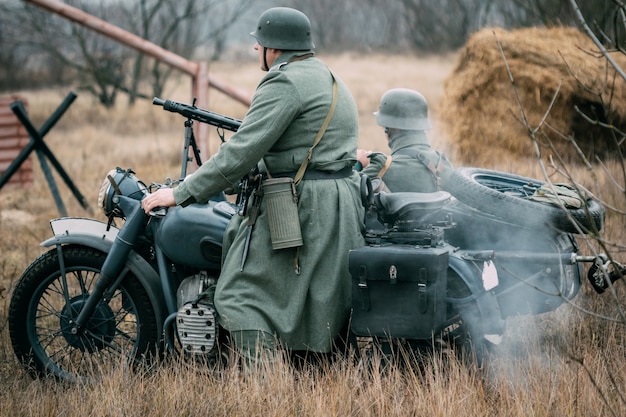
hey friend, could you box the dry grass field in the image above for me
[0,52,625,416]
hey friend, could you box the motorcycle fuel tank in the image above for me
[156,201,234,269]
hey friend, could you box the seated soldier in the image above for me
[357,88,452,193]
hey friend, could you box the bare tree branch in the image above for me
[568,0,626,81]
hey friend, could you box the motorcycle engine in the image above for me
[176,272,218,355]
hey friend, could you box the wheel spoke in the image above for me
[82,329,131,356]
[75,269,91,294]
[479,177,539,196]
[10,247,158,381]
[34,282,140,368]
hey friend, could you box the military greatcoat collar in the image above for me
[269,50,316,71]
[389,130,430,153]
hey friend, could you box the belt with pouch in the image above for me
[273,166,353,181]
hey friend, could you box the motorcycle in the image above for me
[8,98,622,382]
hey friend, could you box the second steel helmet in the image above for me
[374,88,432,130]
[250,7,314,51]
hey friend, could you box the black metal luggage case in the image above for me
[349,245,448,339]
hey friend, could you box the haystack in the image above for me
[438,26,626,166]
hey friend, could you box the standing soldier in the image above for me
[142,7,365,366]
[357,88,452,192]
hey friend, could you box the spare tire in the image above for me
[440,167,605,233]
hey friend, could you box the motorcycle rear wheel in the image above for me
[8,245,159,382]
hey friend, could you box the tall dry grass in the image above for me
[0,53,625,416]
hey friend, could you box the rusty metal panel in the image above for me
[0,96,32,188]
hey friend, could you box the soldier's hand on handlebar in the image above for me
[142,188,176,214]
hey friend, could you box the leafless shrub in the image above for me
[486,1,626,413]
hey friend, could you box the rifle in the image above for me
[153,97,243,178]
[153,97,242,132]
[240,174,263,271]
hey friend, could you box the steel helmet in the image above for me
[250,7,314,51]
[374,88,431,130]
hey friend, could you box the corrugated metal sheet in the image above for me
[0,96,33,188]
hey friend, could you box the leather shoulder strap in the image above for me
[294,72,338,185]
[376,155,393,178]
[395,148,447,189]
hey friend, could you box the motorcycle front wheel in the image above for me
[9,245,159,382]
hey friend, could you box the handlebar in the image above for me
[153,97,242,132]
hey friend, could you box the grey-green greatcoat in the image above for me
[172,51,365,352]
[362,130,452,193]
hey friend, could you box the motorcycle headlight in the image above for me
[98,167,148,217]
